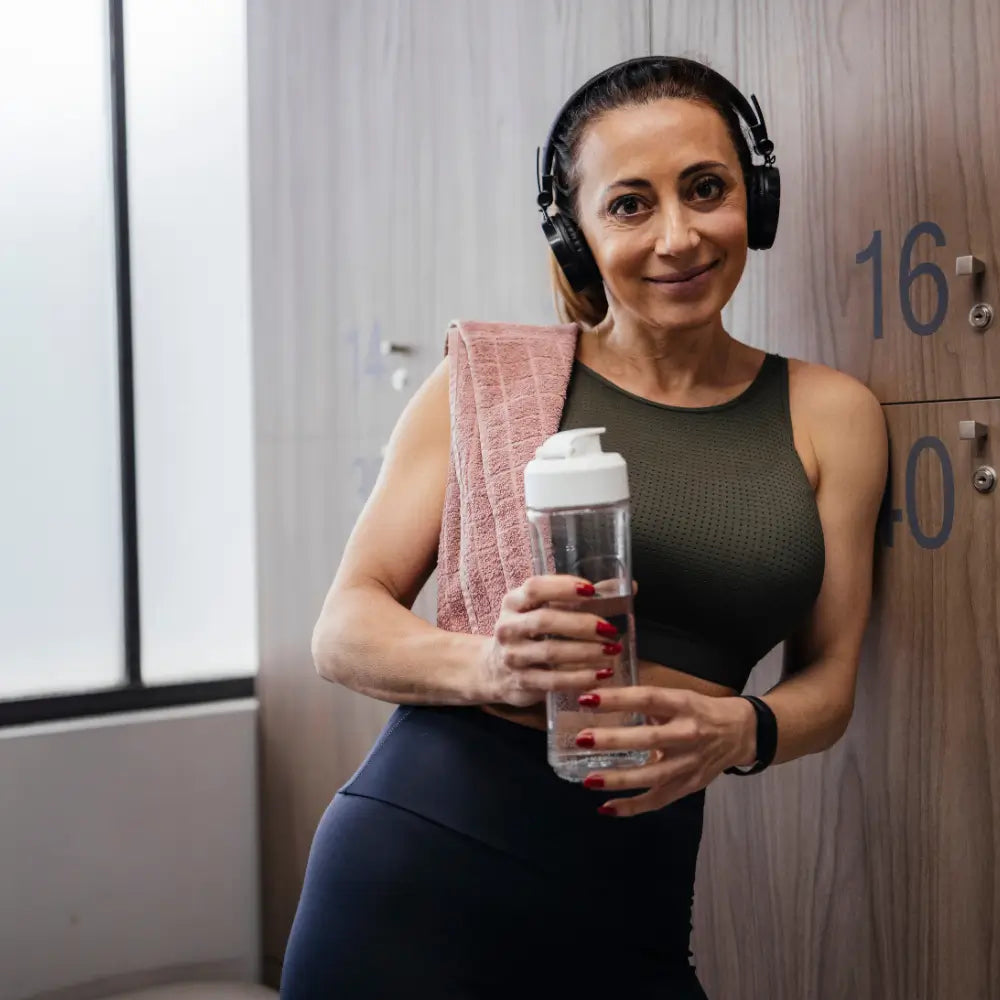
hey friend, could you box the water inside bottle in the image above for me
[546,591,650,783]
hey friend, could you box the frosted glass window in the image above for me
[0,1,125,699]
[124,0,258,684]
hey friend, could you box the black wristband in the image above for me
[723,695,778,776]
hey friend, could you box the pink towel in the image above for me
[437,319,580,635]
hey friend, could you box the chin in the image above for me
[642,301,721,332]
[650,314,716,334]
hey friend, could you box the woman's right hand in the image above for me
[477,575,623,708]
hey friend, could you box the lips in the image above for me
[646,260,719,283]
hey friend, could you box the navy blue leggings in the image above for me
[281,706,709,998]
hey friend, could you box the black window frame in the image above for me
[0,0,254,728]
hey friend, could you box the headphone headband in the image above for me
[537,56,775,212]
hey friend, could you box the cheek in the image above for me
[715,231,747,288]
[708,203,749,248]
[705,209,749,285]
[592,229,648,278]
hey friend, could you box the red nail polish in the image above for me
[583,774,605,789]
[597,804,617,817]
[595,667,614,680]
[602,642,622,655]
[578,693,601,708]
[595,622,618,639]
[575,732,595,748]
[576,583,596,596]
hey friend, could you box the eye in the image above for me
[608,194,648,218]
[690,175,725,202]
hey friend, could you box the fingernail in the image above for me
[576,583,596,596]
[583,774,605,789]
[595,621,618,639]
[578,693,601,708]
[602,642,622,655]
[597,804,617,817]
[595,667,614,680]
[575,732,595,748]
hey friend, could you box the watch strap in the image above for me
[723,694,777,776]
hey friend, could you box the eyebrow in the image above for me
[603,160,731,195]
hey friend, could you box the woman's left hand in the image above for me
[574,687,757,817]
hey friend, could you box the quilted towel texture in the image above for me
[436,319,580,635]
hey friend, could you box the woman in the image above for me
[281,56,888,998]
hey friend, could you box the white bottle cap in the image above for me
[523,427,629,510]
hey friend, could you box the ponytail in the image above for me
[548,253,607,329]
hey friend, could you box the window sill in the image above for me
[0,676,255,728]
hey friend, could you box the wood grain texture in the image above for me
[653,0,1000,404]
[247,0,650,982]
[693,401,1000,1000]
[648,3,1000,995]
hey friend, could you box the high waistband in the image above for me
[342,704,705,961]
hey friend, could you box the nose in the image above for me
[654,201,700,257]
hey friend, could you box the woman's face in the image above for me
[573,97,749,333]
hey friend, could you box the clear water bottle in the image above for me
[524,427,649,783]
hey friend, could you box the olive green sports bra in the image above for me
[557,352,826,692]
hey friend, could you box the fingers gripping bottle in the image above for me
[524,427,649,782]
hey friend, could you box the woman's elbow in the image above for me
[311,613,345,684]
[827,693,856,748]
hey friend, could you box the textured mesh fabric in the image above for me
[558,352,826,690]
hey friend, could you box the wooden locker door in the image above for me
[846,0,1000,405]
[692,400,1000,1000]
[650,0,1000,404]
[862,400,1000,999]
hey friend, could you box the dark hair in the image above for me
[548,58,754,328]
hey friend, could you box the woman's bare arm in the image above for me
[311,357,492,705]
[760,366,889,761]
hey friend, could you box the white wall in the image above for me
[0,701,261,1000]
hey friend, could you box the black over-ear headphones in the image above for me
[536,56,780,292]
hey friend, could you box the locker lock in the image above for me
[973,467,997,494]
[969,303,994,331]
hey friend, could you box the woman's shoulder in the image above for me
[784,353,882,418]
[784,354,887,491]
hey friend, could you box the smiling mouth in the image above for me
[645,260,720,283]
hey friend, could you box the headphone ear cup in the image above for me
[542,211,602,292]
[747,166,781,250]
